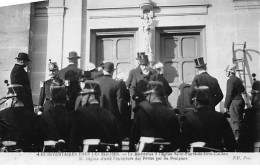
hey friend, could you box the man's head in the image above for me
[67,51,81,65]
[15,52,30,67]
[193,86,211,107]
[103,62,115,75]
[152,61,164,75]
[144,81,166,103]
[139,54,150,74]
[80,80,101,106]
[225,64,237,77]
[48,59,59,78]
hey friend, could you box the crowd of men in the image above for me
[0,51,259,152]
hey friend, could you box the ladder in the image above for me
[232,41,251,108]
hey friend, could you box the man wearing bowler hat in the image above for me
[190,57,223,111]
[95,62,129,139]
[58,51,82,111]
[10,52,34,112]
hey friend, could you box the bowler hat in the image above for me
[80,80,101,96]
[136,52,145,60]
[103,62,115,73]
[67,51,81,59]
[139,54,149,65]
[194,57,206,68]
[15,52,30,62]
[144,81,165,97]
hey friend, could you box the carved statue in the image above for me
[142,10,153,58]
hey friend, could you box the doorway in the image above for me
[94,30,137,81]
[158,27,206,108]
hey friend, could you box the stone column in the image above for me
[45,0,65,79]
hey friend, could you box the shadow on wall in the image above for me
[163,63,178,83]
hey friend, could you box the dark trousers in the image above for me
[228,98,245,139]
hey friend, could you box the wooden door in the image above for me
[96,35,135,81]
[160,32,201,107]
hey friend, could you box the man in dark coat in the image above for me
[70,80,121,152]
[58,51,82,111]
[0,85,40,151]
[190,57,223,111]
[130,54,157,108]
[38,60,63,113]
[130,81,181,152]
[224,64,245,140]
[10,52,34,112]
[40,86,72,152]
[95,62,129,138]
[181,86,236,152]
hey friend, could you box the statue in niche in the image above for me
[142,9,153,58]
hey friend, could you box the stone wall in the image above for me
[0,4,31,105]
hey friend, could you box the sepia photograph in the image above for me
[0,0,260,165]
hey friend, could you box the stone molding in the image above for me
[87,4,210,19]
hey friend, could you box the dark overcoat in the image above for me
[40,105,72,150]
[180,106,236,152]
[129,101,181,152]
[190,72,223,110]
[0,106,40,147]
[95,75,129,122]
[69,104,121,152]
[58,64,82,110]
[10,64,34,112]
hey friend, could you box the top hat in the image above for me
[6,84,23,98]
[80,80,101,96]
[48,59,59,71]
[144,81,165,97]
[225,64,237,73]
[67,51,81,59]
[139,54,150,65]
[15,52,30,62]
[136,52,145,60]
[103,62,115,73]
[194,57,206,68]
[51,86,67,103]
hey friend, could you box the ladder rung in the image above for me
[236,70,244,72]
[234,44,245,46]
[233,59,243,61]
